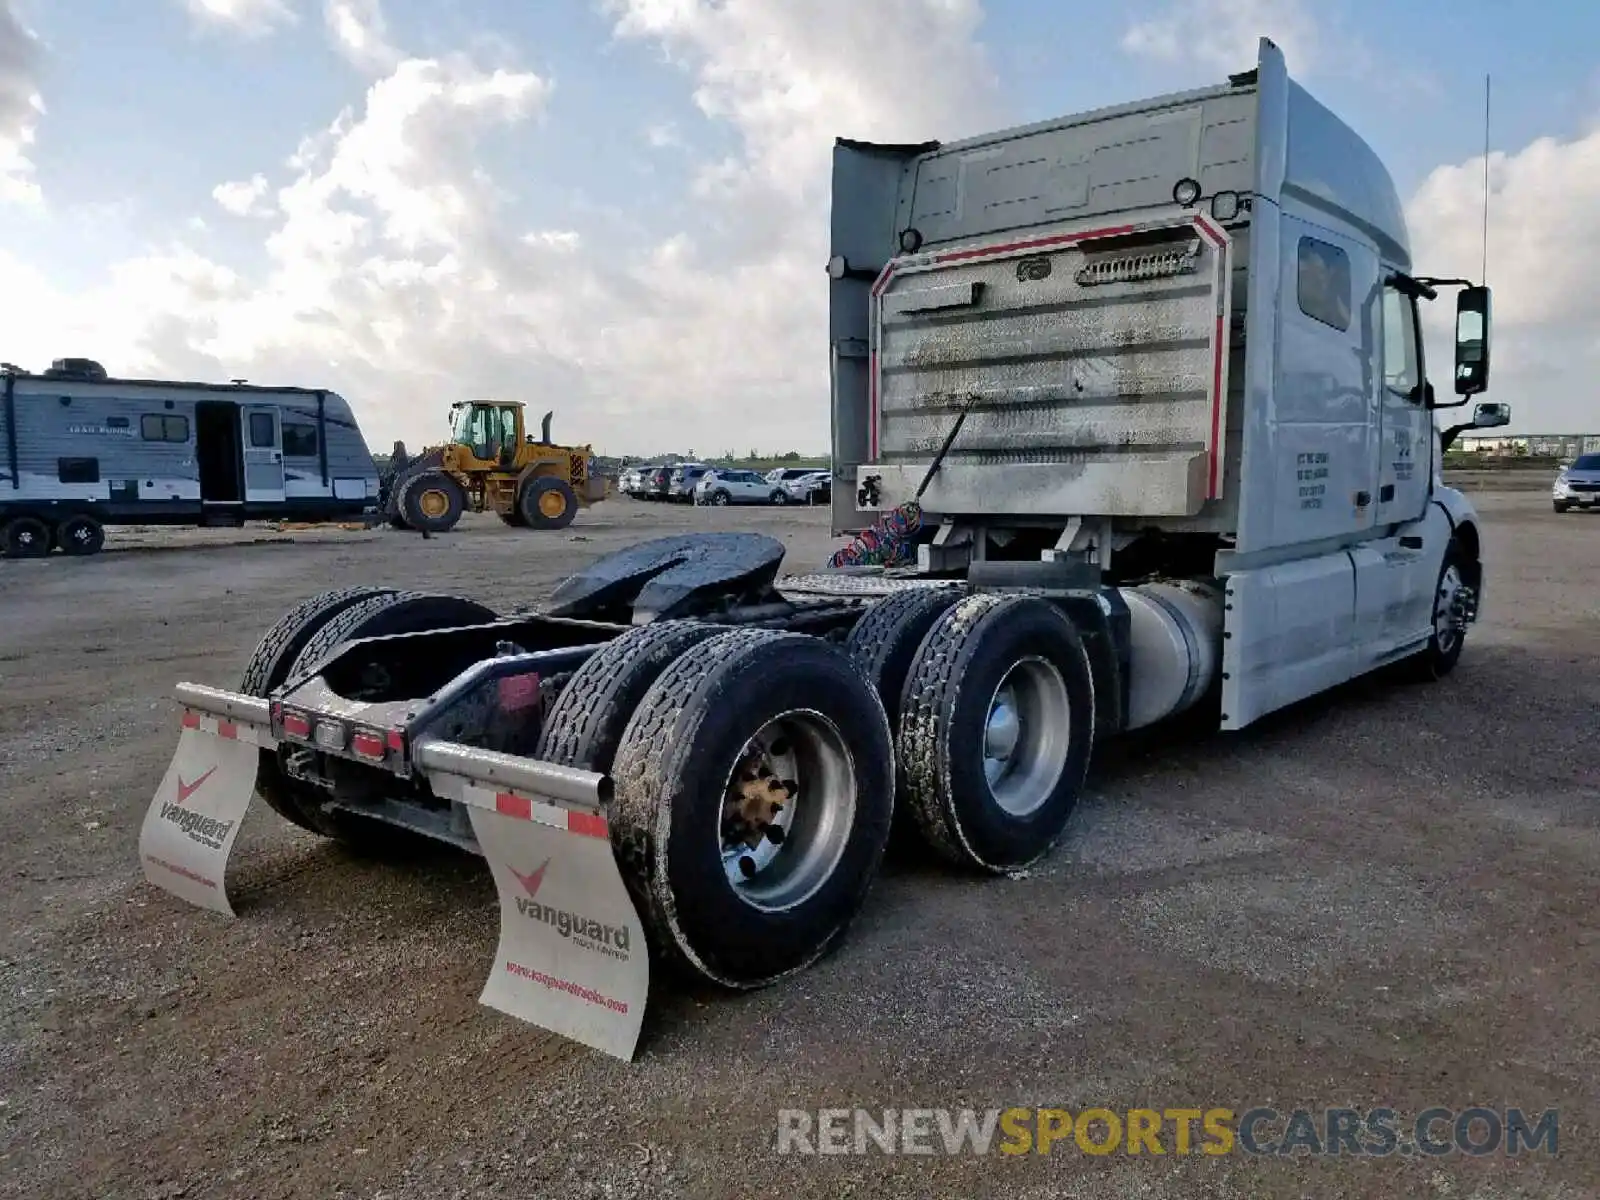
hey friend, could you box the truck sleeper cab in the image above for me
[138,38,1505,1061]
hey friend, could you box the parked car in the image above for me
[695,469,787,506]
[621,464,658,497]
[780,470,831,505]
[765,467,823,488]
[1552,452,1600,513]
[666,462,712,503]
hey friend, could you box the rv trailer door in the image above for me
[241,406,286,503]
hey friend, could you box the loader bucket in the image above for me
[417,741,649,1061]
[137,684,275,917]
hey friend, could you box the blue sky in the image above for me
[1,0,1595,452]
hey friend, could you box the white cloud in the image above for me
[1122,0,1334,79]
[1409,129,1600,431]
[182,0,298,37]
[0,0,1001,455]
[0,1,44,206]
[212,173,273,217]
[644,120,682,149]
[324,0,400,73]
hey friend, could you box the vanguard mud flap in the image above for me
[138,682,650,1062]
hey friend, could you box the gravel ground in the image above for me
[1,492,1597,1199]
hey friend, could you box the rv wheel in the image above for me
[2,516,51,558]
[609,629,894,989]
[56,515,105,556]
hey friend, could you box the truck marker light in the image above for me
[280,711,312,739]
[351,730,385,760]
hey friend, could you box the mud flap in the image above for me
[417,740,648,1062]
[138,692,275,917]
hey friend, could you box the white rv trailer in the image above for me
[0,357,380,556]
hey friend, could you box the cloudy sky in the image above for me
[0,0,1592,454]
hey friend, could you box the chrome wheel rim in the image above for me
[719,710,856,912]
[1435,564,1464,654]
[982,657,1071,817]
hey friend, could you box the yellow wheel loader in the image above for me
[383,402,610,534]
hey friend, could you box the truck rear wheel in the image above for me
[535,620,724,774]
[845,586,965,728]
[898,593,1095,873]
[518,476,579,530]
[241,586,400,835]
[2,516,51,558]
[399,471,466,534]
[286,590,500,681]
[608,629,894,989]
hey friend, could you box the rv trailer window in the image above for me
[1296,237,1352,332]
[249,412,277,448]
[140,414,189,442]
[283,422,318,457]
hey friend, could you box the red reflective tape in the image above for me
[181,712,200,730]
[496,791,532,820]
[216,720,238,740]
[568,811,609,839]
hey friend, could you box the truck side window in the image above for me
[249,412,276,448]
[140,414,189,442]
[1297,237,1351,331]
[282,422,318,457]
[1381,285,1422,400]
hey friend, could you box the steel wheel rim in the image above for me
[15,526,41,550]
[982,656,1071,817]
[718,709,857,912]
[68,524,90,546]
[714,492,729,505]
[1435,564,1463,654]
[418,488,449,519]
[539,489,567,518]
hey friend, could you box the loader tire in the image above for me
[399,471,466,534]
[518,476,579,530]
[608,629,894,989]
[241,586,399,835]
[286,590,500,681]
[898,593,1095,874]
[535,620,724,775]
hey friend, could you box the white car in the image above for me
[780,471,831,504]
[695,469,787,506]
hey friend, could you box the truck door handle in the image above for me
[1379,484,1395,502]
[1400,535,1423,549]
[1355,490,1371,506]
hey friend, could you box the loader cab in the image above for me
[449,401,524,468]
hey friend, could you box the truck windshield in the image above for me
[451,405,478,444]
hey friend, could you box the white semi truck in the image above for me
[137,39,1509,1060]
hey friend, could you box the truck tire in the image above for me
[608,629,894,989]
[518,476,579,530]
[898,593,1095,874]
[535,620,724,774]
[845,586,964,729]
[399,471,466,534]
[286,590,500,681]
[1403,538,1470,681]
[56,515,105,556]
[3,516,51,558]
[241,586,400,835]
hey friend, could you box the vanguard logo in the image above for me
[511,857,631,961]
[160,798,235,850]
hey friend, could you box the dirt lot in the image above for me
[2,493,1597,1199]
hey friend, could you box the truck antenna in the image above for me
[1481,73,1491,284]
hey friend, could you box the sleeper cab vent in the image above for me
[1075,239,1202,288]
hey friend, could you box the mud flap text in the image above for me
[138,715,263,917]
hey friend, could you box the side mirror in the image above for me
[1454,285,1492,396]
[1472,401,1510,429]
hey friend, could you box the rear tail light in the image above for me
[386,728,406,752]
[351,730,385,760]
[280,710,312,739]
